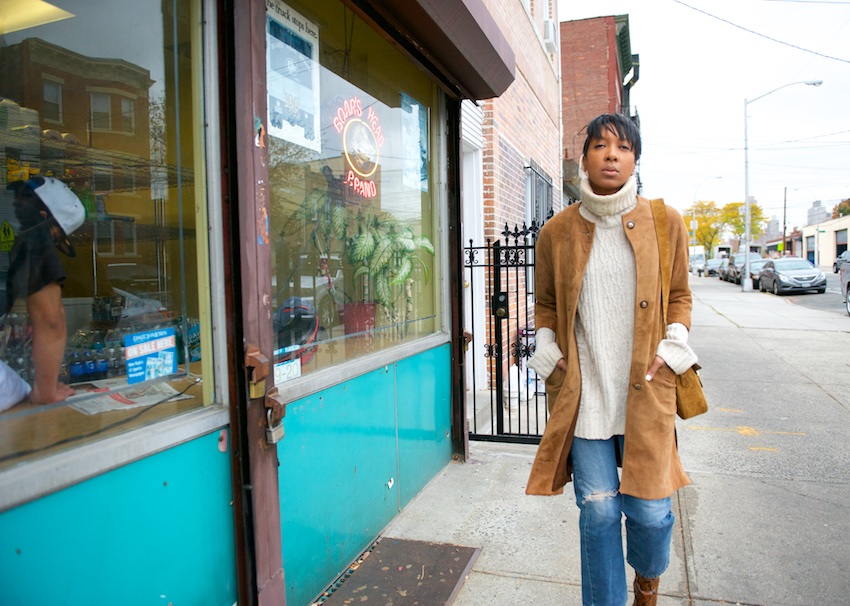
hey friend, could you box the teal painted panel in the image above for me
[0,430,237,606]
[396,344,453,507]
[279,365,398,606]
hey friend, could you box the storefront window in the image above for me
[0,0,212,472]
[266,0,442,388]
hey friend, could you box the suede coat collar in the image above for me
[526,196,692,499]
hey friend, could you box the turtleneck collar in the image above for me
[579,175,637,218]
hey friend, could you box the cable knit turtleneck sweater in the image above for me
[572,175,638,438]
[527,176,698,440]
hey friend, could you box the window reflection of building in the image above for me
[0,17,201,416]
[0,38,152,155]
[0,36,195,304]
[0,0,215,483]
[42,79,62,122]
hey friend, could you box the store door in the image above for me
[230,1,287,604]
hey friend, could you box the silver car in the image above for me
[841,265,850,315]
[834,250,850,273]
[758,257,827,295]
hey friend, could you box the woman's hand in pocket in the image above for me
[644,355,668,382]
[546,358,568,388]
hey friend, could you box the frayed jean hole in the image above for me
[581,489,619,505]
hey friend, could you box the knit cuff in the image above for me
[666,322,689,343]
[656,323,698,374]
[528,340,564,381]
[535,327,556,348]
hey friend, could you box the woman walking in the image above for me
[526,113,697,606]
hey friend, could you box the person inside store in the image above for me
[525,113,698,606]
[0,176,85,411]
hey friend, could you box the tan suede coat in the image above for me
[525,196,692,500]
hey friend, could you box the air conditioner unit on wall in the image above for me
[543,19,558,54]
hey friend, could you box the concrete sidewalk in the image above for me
[385,276,850,605]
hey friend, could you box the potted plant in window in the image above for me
[336,205,434,335]
[283,188,435,335]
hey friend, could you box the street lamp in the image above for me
[743,80,823,292]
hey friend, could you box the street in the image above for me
[674,274,850,605]
[782,270,844,314]
[696,267,847,316]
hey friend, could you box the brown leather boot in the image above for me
[633,574,660,606]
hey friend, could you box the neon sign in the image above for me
[333,96,383,198]
[345,170,377,197]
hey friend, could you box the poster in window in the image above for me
[124,327,177,385]
[266,0,321,152]
[401,92,428,192]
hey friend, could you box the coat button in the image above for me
[626,221,635,229]
[633,383,642,390]
[640,300,648,308]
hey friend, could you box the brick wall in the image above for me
[481,0,562,242]
[475,0,563,388]
[560,16,623,161]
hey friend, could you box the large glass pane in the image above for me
[0,0,211,471]
[266,0,441,386]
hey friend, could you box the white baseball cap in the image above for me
[10,176,86,256]
[32,176,85,234]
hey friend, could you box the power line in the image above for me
[762,1,850,4]
[672,0,850,63]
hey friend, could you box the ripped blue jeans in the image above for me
[571,436,674,606]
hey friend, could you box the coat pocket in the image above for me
[545,364,566,408]
[648,364,677,415]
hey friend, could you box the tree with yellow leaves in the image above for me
[832,198,850,219]
[721,201,765,243]
[685,200,766,258]
[684,200,723,259]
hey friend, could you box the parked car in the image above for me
[842,266,850,315]
[727,252,763,284]
[716,258,730,281]
[758,257,827,295]
[833,250,850,273]
[689,253,706,276]
[704,258,723,277]
[747,258,770,290]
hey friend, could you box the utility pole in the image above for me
[782,187,787,257]
[691,208,697,273]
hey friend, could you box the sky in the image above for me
[557,0,850,231]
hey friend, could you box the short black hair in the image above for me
[582,113,641,162]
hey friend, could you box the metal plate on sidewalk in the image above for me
[315,537,480,605]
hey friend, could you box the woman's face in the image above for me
[582,126,636,195]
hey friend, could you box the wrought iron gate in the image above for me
[464,221,550,444]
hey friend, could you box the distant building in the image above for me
[807,200,830,226]
[765,216,780,240]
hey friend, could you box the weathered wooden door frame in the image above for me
[227,0,286,604]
